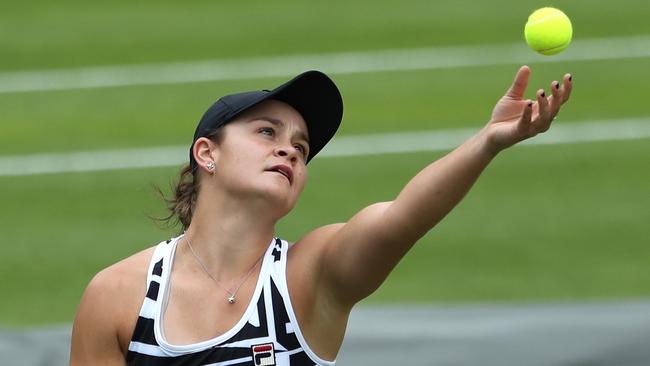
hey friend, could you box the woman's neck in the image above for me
[179,191,278,281]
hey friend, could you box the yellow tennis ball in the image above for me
[525,7,573,55]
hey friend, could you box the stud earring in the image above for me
[206,162,215,170]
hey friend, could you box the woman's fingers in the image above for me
[505,69,572,142]
[533,89,552,132]
[517,100,534,134]
[561,73,573,103]
[549,80,562,116]
[506,65,531,99]
[539,74,572,129]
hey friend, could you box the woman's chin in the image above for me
[223,177,300,214]
[253,183,296,209]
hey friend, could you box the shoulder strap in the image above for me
[268,238,336,365]
[144,239,172,287]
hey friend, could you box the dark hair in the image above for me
[157,128,224,231]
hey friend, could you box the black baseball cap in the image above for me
[190,70,343,171]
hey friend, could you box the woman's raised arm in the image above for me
[314,66,573,306]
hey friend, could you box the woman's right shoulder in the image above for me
[88,237,176,310]
[94,246,156,293]
[71,243,162,362]
[78,246,157,316]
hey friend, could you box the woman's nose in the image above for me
[275,145,297,162]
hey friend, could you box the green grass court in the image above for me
[1,0,649,326]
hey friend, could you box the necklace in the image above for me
[185,237,264,304]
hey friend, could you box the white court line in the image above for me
[1,118,649,177]
[0,35,649,94]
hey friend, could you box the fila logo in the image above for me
[251,343,276,366]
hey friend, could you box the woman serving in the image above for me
[70,66,572,365]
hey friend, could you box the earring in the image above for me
[206,162,215,170]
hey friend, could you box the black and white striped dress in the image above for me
[126,235,335,366]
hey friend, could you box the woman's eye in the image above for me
[295,144,308,157]
[259,127,274,136]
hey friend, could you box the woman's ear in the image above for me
[193,137,219,173]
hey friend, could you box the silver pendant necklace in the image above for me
[185,237,263,304]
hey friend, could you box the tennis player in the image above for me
[70,66,572,365]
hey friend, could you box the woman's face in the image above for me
[208,99,310,214]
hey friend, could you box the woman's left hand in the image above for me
[484,65,573,153]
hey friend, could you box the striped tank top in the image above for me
[126,235,335,366]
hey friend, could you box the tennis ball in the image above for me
[524,7,573,55]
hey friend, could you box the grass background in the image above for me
[1,0,649,326]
